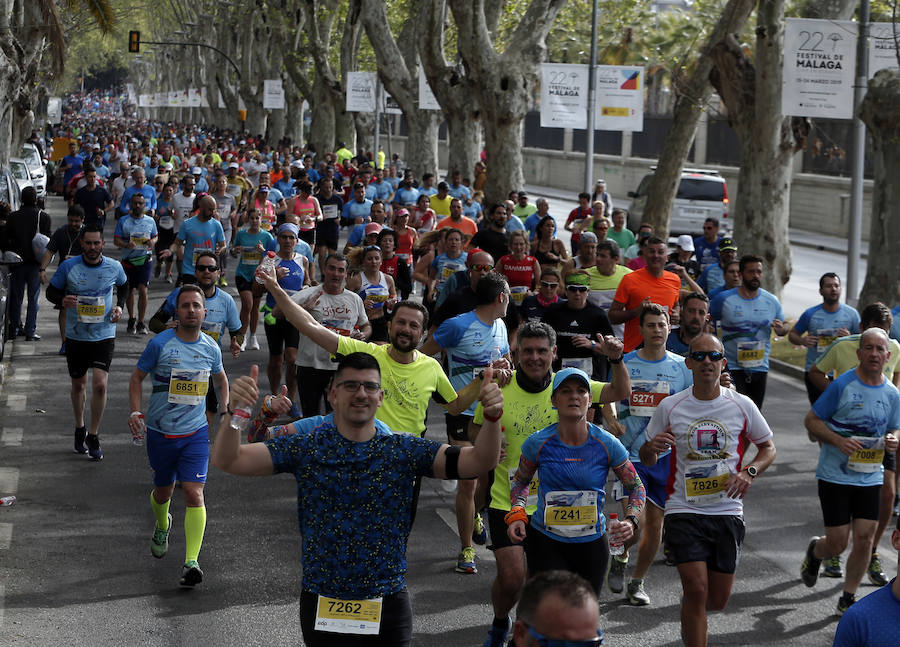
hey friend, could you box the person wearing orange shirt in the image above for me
[436,198,478,242]
[608,237,681,352]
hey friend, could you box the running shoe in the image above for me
[179,560,203,587]
[836,592,856,616]
[165,274,173,284]
[823,555,843,578]
[246,334,260,350]
[126,318,136,335]
[136,322,148,335]
[481,616,510,647]
[74,427,87,454]
[627,579,651,606]
[86,434,103,460]
[218,277,228,287]
[455,546,477,574]
[151,513,172,559]
[472,512,487,545]
[867,554,888,587]
[607,555,627,593]
[800,537,822,587]
[58,342,66,355]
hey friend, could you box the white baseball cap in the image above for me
[228,162,239,169]
[191,166,203,175]
[676,234,695,252]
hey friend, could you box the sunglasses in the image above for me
[526,626,604,647]
[690,350,725,362]
[540,281,559,288]
[364,245,381,252]
[195,264,219,272]
[335,380,381,394]
[566,285,589,293]
[471,264,493,272]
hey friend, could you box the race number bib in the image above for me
[130,233,149,247]
[684,460,730,505]
[561,357,593,375]
[76,295,106,323]
[441,262,464,280]
[168,369,210,405]
[200,321,221,341]
[315,595,382,635]
[509,467,539,508]
[365,286,389,309]
[240,248,262,266]
[510,286,528,304]
[543,490,598,538]
[629,380,670,417]
[158,214,174,229]
[736,340,765,368]
[322,204,338,220]
[847,436,885,473]
[816,328,838,350]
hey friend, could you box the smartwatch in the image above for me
[745,465,758,479]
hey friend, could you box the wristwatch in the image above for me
[625,515,639,531]
[744,465,758,479]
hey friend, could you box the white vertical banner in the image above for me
[200,87,210,108]
[869,22,899,77]
[346,71,378,112]
[263,79,285,109]
[126,83,137,105]
[138,94,149,108]
[187,88,202,108]
[783,18,856,118]
[540,63,588,129]
[418,64,441,110]
[594,65,644,132]
[167,91,179,107]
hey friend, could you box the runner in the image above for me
[230,208,274,351]
[40,205,85,354]
[640,333,777,647]
[128,284,228,588]
[511,571,604,647]
[113,192,158,335]
[211,354,504,647]
[346,244,396,343]
[175,194,226,285]
[46,224,128,460]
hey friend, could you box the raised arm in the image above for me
[258,270,340,355]
[211,365,276,476]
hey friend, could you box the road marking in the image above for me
[12,343,34,357]
[0,468,19,494]
[0,523,11,550]
[0,583,5,628]
[1,428,22,446]
[13,368,29,381]
[435,508,494,563]
[4,395,25,411]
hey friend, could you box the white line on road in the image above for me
[0,523,11,550]
[435,508,494,563]
[11,343,33,356]
[4,395,25,411]
[0,468,19,494]
[0,583,5,629]
[13,368,29,381]
[1,428,22,446]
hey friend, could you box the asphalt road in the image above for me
[0,195,893,646]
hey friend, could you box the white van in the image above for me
[627,168,731,237]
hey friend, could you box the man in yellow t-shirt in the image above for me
[469,320,629,647]
[429,182,453,220]
[586,239,632,340]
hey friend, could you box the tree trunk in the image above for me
[308,74,336,155]
[710,0,803,298]
[858,69,900,307]
[640,0,755,241]
[354,111,375,158]
[445,110,482,182]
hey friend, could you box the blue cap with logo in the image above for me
[552,367,591,394]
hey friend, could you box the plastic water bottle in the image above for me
[608,513,624,556]
[131,413,146,446]
[255,251,278,285]
[230,405,253,432]
[0,496,16,507]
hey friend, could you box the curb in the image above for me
[769,358,805,381]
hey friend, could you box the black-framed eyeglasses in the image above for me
[195,264,219,272]
[526,625,604,647]
[690,350,725,362]
[566,285,589,293]
[335,380,381,394]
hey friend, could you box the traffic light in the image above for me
[128,31,140,53]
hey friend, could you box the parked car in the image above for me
[0,165,21,212]
[8,158,36,203]
[0,251,24,361]
[627,168,731,237]
[20,142,48,205]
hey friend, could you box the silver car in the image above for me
[20,142,47,204]
[627,168,732,237]
[8,158,35,201]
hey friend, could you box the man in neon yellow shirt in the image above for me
[469,320,629,647]
[335,142,353,167]
[586,239,632,340]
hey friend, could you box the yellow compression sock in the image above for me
[150,491,170,531]
[184,505,207,563]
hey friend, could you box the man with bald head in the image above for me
[802,326,900,616]
[175,194,226,285]
[512,571,603,646]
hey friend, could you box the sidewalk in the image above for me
[523,181,867,258]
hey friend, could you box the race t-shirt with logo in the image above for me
[293,288,368,370]
[335,337,457,435]
[816,334,900,381]
[160,286,241,346]
[51,255,127,342]
[265,237,314,267]
[430,252,468,295]
[474,372,607,515]
[698,263,725,294]
[645,387,773,516]
[811,370,900,487]
[619,350,693,460]
[709,288,785,373]
[586,264,631,339]
[265,253,306,309]
[232,229,275,282]
[167,192,196,232]
[518,422,628,543]
[266,414,441,598]
[136,327,223,435]
[497,254,536,304]
[432,311,509,416]
[793,303,860,371]
[177,216,225,275]
[114,214,158,264]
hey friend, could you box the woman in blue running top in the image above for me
[506,366,646,594]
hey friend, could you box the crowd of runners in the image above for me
[0,94,898,647]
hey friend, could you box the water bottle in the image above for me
[131,413,146,446]
[608,513,624,556]
[230,405,253,432]
[255,251,278,284]
[0,496,16,507]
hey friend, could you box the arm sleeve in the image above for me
[811,379,842,421]
[226,297,243,332]
[849,310,861,334]
[46,283,65,305]
[709,293,724,321]
[432,317,464,350]
[136,337,162,373]
[794,309,811,334]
